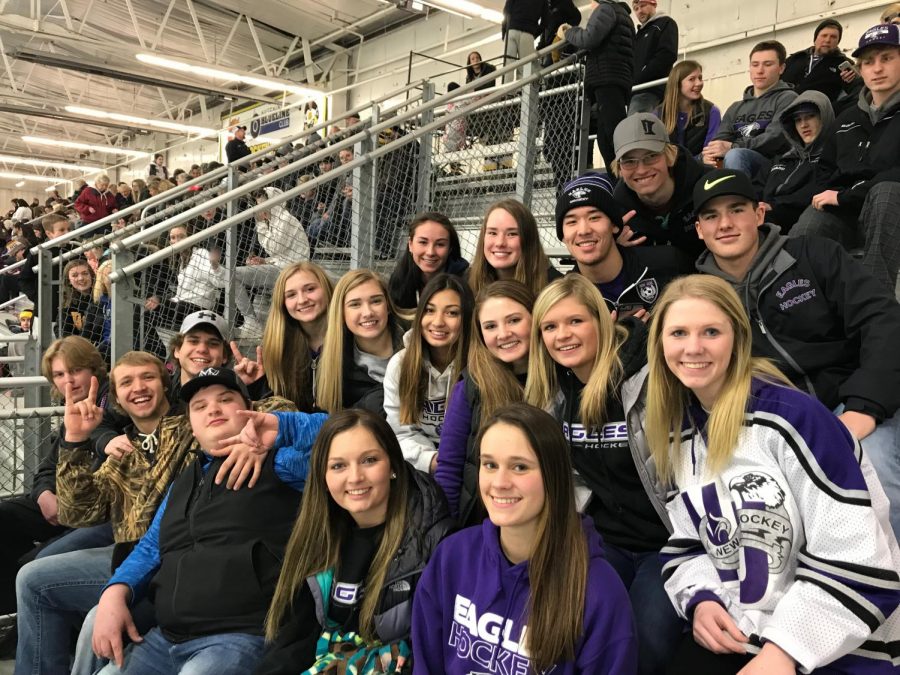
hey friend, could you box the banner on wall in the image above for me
[219,93,329,163]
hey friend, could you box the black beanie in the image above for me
[555,172,623,240]
[814,19,843,41]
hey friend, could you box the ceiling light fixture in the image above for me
[21,136,150,158]
[64,106,218,137]
[15,181,25,187]
[0,172,69,184]
[0,154,99,173]
[135,53,319,98]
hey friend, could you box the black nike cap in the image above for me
[692,169,757,213]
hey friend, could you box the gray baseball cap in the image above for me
[613,113,670,161]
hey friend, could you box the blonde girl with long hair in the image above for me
[526,274,684,675]
[257,409,454,673]
[383,274,474,474]
[467,198,561,300]
[413,402,638,673]
[646,275,900,674]
[658,60,721,157]
[434,280,535,525]
[233,262,333,411]
[316,269,404,414]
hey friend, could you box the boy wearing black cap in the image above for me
[693,168,900,540]
[556,172,690,316]
[90,367,327,670]
[791,22,900,294]
[782,19,862,107]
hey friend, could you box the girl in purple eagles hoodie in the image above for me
[412,403,638,674]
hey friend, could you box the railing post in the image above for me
[415,81,435,213]
[36,249,54,350]
[516,59,539,209]
[223,166,239,327]
[576,59,592,176]
[351,105,379,270]
[22,311,50,493]
[111,249,134,363]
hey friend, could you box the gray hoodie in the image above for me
[714,80,798,157]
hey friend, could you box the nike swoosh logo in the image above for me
[704,175,736,190]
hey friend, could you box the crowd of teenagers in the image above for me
[0,4,899,675]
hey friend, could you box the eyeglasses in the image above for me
[618,151,663,170]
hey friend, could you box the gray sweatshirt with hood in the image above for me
[714,80,798,157]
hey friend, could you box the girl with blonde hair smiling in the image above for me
[646,275,900,674]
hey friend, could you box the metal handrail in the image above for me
[0,406,63,420]
[111,47,578,282]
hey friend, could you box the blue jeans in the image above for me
[37,522,114,559]
[97,628,265,675]
[722,147,771,182]
[14,545,113,675]
[604,542,686,675]
[73,600,158,675]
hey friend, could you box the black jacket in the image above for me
[782,47,861,104]
[503,0,547,37]
[763,91,835,231]
[225,137,251,165]
[632,13,678,99]
[342,321,405,414]
[255,464,454,673]
[152,451,301,641]
[388,255,469,312]
[814,89,900,216]
[696,224,900,421]
[565,0,634,92]
[465,61,498,92]
[612,146,712,258]
[567,244,692,314]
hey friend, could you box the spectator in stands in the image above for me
[375,125,419,259]
[657,60,722,158]
[314,178,352,252]
[645,275,900,674]
[388,212,469,312]
[60,259,96,338]
[148,153,168,180]
[435,281,534,525]
[560,0,634,170]
[44,189,62,207]
[115,183,134,211]
[702,40,797,181]
[225,125,252,166]
[884,3,900,24]
[465,51,498,91]
[231,188,311,339]
[441,82,467,177]
[611,113,713,259]
[415,403,638,674]
[317,269,405,415]
[693,168,900,539]
[23,212,73,316]
[385,274,474,474]
[89,367,323,672]
[782,19,861,111]
[255,408,452,672]
[10,199,31,222]
[525,274,683,675]
[468,198,562,300]
[287,175,319,235]
[84,260,112,363]
[761,91,834,230]
[166,224,227,321]
[501,0,545,82]
[558,171,691,317]
[174,170,189,186]
[71,178,87,201]
[74,174,117,232]
[131,178,149,203]
[244,262,334,412]
[790,23,900,294]
[314,155,339,215]
[629,0,678,114]
[0,338,111,642]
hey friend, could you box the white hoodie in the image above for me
[256,187,310,267]
[171,247,226,309]
[383,346,455,472]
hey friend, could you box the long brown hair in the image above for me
[476,403,587,671]
[646,275,790,482]
[397,274,474,424]
[525,276,626,431]
[265,409,410,642]
[660,60,708,138]
[61,259,94,308]
[317,269,399,413]
[468,199,552,300]
[468,281,534,422]
[41,336,107,400]
[261,262,334,410]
